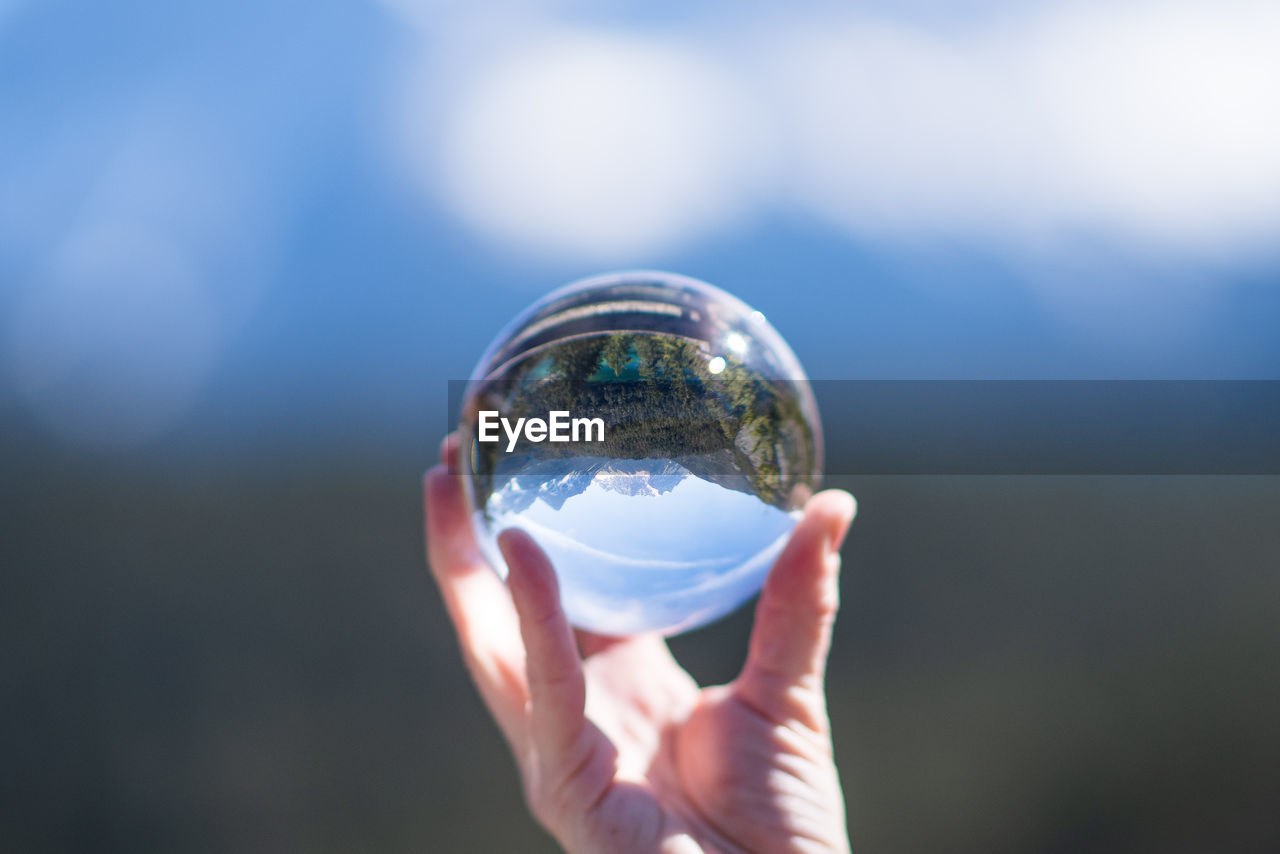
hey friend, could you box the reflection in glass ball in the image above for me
[461,271,822,636]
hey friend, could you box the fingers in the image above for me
[424,447,529,754]
[439,432,459,467]
[499,529,589,761]
[739,490,856,703]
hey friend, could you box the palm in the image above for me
[426,436,854,853]
[563,634,845,854]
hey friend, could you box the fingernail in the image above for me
[826,493,856,553]
[496,528,527,571]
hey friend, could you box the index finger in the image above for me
[425,437,530,754]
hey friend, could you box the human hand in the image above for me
[425,434,856,853]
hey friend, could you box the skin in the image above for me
[425,434,856,853]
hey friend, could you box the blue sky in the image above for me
[2,0,1279,454]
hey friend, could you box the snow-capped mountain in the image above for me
[489,452,754,515]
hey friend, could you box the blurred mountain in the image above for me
[4,432,1279,853]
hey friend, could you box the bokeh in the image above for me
[3,1,1279,851]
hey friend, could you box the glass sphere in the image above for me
[460,271,822,636]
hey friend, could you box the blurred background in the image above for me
[3,0,1280,851]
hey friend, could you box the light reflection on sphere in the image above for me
[461,271,822,636]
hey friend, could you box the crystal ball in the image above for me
[460,271,823,636]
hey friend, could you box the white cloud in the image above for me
[389,0,1280,262]
[1028,0,1280,246]
[772,19,1035,237]
[774,0,1280,251]
[399,29,771,262]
